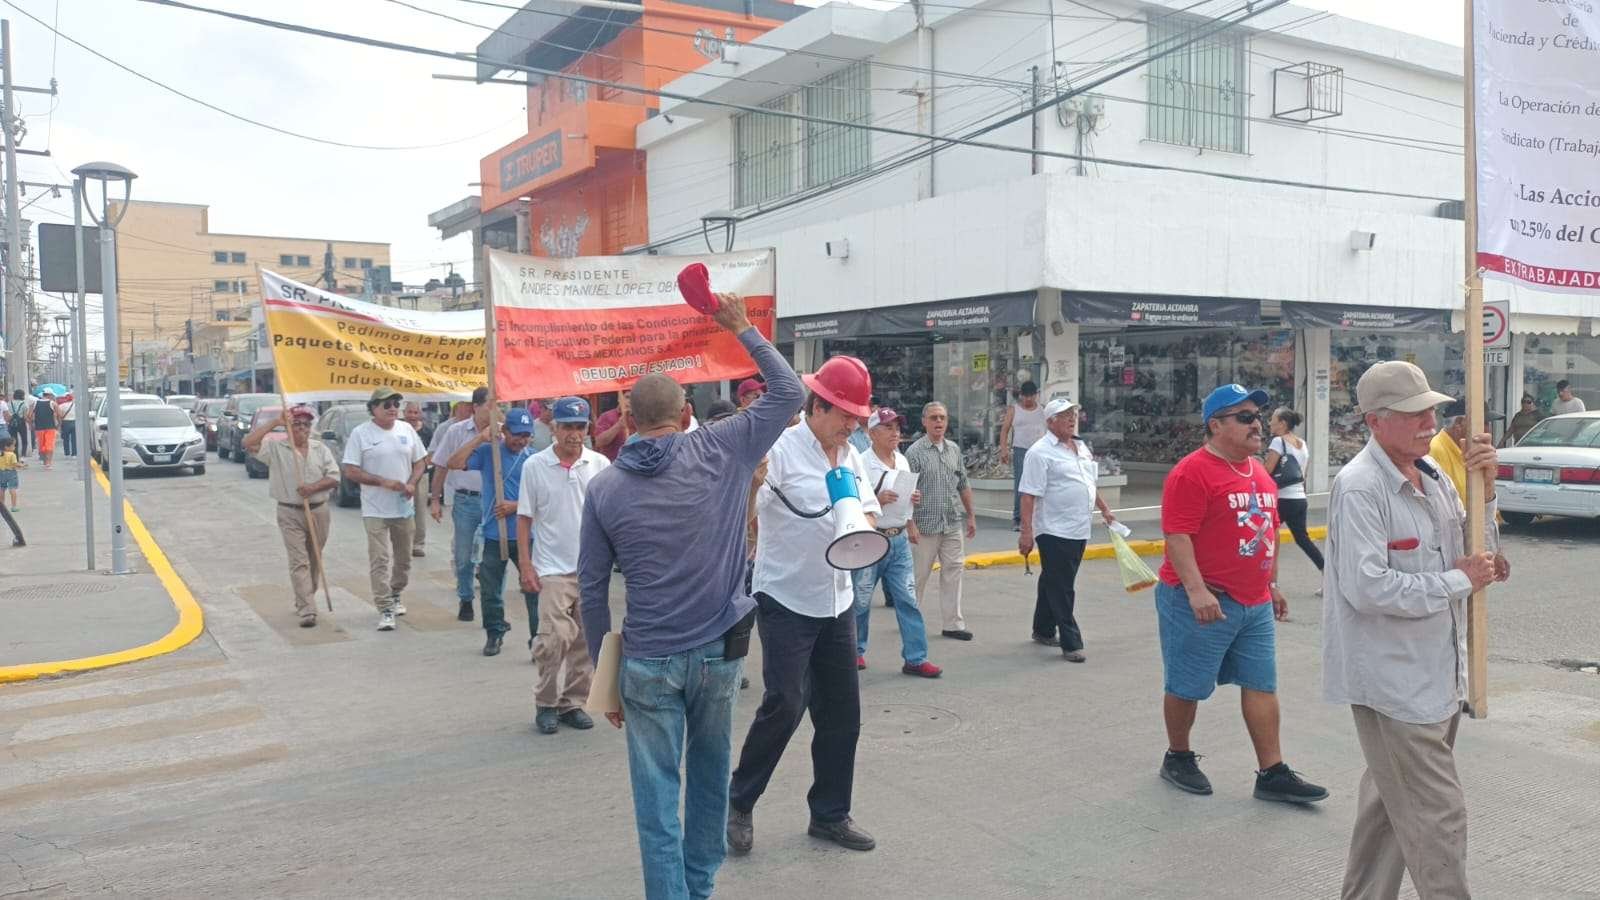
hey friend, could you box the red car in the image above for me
[241,406,285,479]
[193,398,228,451]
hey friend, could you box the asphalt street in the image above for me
[3,453,1599,899]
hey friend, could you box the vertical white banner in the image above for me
[1475,0,1600,290]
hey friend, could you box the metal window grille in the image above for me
[733,62,870,208]
[1146,16,1251,153]
[278,254,294,266]
[804,63,871,189]
[212,251,228,264]
[735,93,800,208]
[230,252,245,264]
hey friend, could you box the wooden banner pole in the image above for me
[1462,0,1489,719]
[255,265,335,613]
[483,247,509,559]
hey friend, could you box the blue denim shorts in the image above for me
[1155,581,1276,700]
[0,470,16,490]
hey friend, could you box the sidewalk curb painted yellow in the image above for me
[961,526,1329,570]
[0,464,205,684]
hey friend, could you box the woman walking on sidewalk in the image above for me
[1264,408,1322,571]
[8,390,29,458]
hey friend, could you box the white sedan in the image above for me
[1494,411,1600,526]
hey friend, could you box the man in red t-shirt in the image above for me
[1154,384,1328,806]
[592,390,630,461]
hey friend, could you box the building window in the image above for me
[279,254,294,266]
[1146,14,1251,153]
[213,280,231,292]
[296,255,312,267]
[213,251,228,264]
[231,252,245,264]
[733,62,871,208]
[344,257,357,269]
[360,258,373,269]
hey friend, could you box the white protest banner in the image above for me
[1474,0,1600,290]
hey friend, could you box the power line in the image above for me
[0,0,524,151]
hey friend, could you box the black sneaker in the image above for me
[1031,632,1060,647]
[558,708,594,730]
[483,634,503,657]
[1160,750,1213,795]
[457,601,474,622]
[807,817,875,851]
[535,707,559,735]
[727,805,753,854]
[1253,762,1329,804]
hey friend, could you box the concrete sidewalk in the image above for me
[0,457,202,681]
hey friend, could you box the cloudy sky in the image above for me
[5,0,1460,343]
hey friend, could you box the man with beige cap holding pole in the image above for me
[1324,360,1509,900]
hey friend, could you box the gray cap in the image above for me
[1356,361,1454,414]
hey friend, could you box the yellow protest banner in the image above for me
[258,269,486,402]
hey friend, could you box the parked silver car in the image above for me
[107,405,207,475]
[1494,412,1600,526]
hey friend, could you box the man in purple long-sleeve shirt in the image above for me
[579,292,802,900]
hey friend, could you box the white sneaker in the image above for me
[393,601,407,616]
[377,611,397,631]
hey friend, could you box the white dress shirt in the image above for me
[431,417,483,496]
[861,447,911,530]
[1322,439,1501,725]
[517,445,609,576]
[1018,432,1098,540]
[754,422,882,617]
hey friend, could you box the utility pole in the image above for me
[2,21,24,395]
[321,241,336,290]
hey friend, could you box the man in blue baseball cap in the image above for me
[446,405,538,658]
[1152,384,1328,806]
[517,396,609,735]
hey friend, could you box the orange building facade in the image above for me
[476,0,804,257]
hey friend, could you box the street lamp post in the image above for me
[74,161,136,576]
[71,181,93,567]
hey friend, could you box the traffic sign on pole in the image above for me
[1482,301,1510,350]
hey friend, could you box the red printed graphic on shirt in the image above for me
[1157,448,1279,606]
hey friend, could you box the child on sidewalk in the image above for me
[0,438,24,546]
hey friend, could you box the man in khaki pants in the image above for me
[403,401,431,557]
[1324,361,1510,899]
[517,396,608,735]
[244,404,340,627]
[341,386,429,632]
[907,402,978,641]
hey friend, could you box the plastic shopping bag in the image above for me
[1109,523,1157,594]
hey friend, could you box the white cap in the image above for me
[1043,397,1080,419]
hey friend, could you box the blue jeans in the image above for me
[621,637,744,900]
[850,531,929,665]
[477,539,536,640]
[1011,444,1028,524]
[450,492,484,602]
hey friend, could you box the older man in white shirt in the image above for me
[1017,397,1114,662]
[728,356,881,856]
[1324,360,1509,900]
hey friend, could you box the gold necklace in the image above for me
[1205,444,1254,479]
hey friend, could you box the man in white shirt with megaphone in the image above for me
[729,355,883,856]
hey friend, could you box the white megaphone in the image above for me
[825,467,889,571]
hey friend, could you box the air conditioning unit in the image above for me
[825,239,850,260]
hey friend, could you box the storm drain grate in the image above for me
[1,582,118,601]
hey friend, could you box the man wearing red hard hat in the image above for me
[728,354,882,855]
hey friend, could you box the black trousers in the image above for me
[1031,535,1087,653]
[729,592,860,824]
[1279,498,1324,571]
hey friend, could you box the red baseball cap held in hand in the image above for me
[803,356,873,418]
[676,263,720,315]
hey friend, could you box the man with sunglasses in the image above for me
[245,404,341,628]
[1154,384,1328,806]
[342,386,429,632]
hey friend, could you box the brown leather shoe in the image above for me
[807,817,875,851]
[727,806,753,854]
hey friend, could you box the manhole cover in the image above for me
[1,582,118,601]
[859,703,963,747]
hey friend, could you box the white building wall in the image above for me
[638,0,1600,323]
